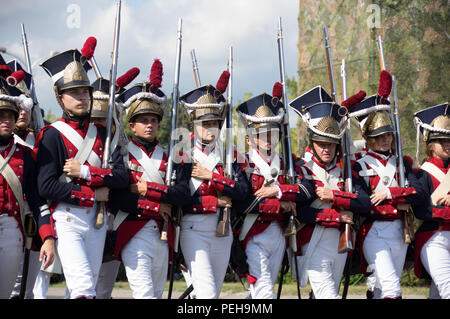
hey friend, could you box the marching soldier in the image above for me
[109,59,190,299]
[6,60,49,299]
[412,103,450,299]
[0,66,55,298]
[235,83,313,299]
[90,68,139,299]
[178,71,248,299]
[350,71,424,299]
[287,86,371,299]
[36,49,129,299]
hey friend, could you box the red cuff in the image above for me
[192,195,218,214]
[315,208,341,228]
[331,190,356,210]
[370,204,401,219]
[87,165,112,187]
[211,172,236,192]
[39,224,56,242]
[70,186,96,207]
[389,187,417,200]
[137,199,161,219]
[278,184,300,201]
[259,198,280,214]
[432,207,450,221]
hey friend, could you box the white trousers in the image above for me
[95,260,121,299]
[53,203,107,299]
[121,220,168,299]
[0,215,23,299]
[245,222,285,299]
[363,219,407,299]
[420,230,450,299]
[299,227,347,299]
[180,214,233,299]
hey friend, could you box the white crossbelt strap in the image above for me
[127,141,164,184]
[51,121,100,182]
[113,142,166,231]
[358,155,398,192]
[189,143,222,196]
[248,149,280,184]
[52,121,100,166]
[304,160,341,210]
[0,143,25,227]
[239,150,280,241]
[421,161,450,205]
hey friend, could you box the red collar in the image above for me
[0,137,16,157]
[427,156,449,172]
[60,117,90,132]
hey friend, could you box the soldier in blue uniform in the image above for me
[413,103,450,299]
[108,59,190,299]
[36,49,129,299]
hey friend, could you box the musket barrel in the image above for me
[20,23,44,130]
[277,16,295,183]
[323,26,337,102]
[165,17,182,186]
[191,49,201,88]
[95,0,121,229]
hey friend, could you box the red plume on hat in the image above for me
[215,70,230,94]
[149,59,163,93]
[81,37,97,59]
[0,65,12,78]
[116,67,140,88]
[6,70,25,87]
[341,90,366,111]
[377,70,392,101]
[272,82,283,100]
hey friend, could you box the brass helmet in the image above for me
[414,102,450,143]
[236,82,285,135]
[290,86,347,144]
[0,76,33,120]
[119,60,166,123]
[180,71,230,126]
[349,71,394,139]
[40,49,92,108]
[91,68,140,119]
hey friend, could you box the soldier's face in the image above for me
[373,132,393,153]
[16,108,31,130]
[312,141,337,165]
[60,87,90,117]
[247,129,280,157]
[433,138,450,161]
[194,120,220,144]
[0,110,16,138]
[129,114,160,142]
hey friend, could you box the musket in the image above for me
[20,23,44,132]
[323,27,353,254]
[216,46,233,237]
[18,23,43,298]
[339,58,353,299]
[277,16,300,299]
[167,17,183,299]
[323,27,337,103]
[94,0,121,229]
[376,36,414,244]
[190,49,201,88]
